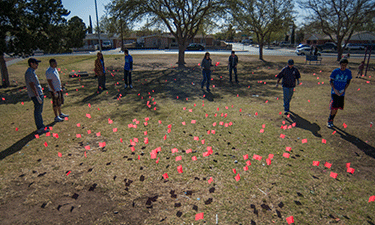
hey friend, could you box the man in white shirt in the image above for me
[45,59,68,122]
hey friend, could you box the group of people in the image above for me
[25,50,352,134]
[25,58,69,134]
[275,58,352,128]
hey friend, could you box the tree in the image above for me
[106,0,225,68]
[0,0,69,87]
[66,16,87,49]
[299,0,375,61]
[229,0,294,60]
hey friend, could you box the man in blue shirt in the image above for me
[25,58,49,134]
[124,49,133,89]
[327,58,352,128]
[276,59,301,115]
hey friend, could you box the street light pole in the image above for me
[95,0,102,52]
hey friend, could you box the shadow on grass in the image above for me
[287,111,322,137]
[0,122,56,160]
[332,126,375,159]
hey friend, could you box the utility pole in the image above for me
[95,0,102,52]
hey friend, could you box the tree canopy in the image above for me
[229,0,294,60]
[299,0,375,60]
[106,0,226,67]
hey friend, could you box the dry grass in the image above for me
[0,53,374,224]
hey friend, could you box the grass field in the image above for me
[0,53,374,224]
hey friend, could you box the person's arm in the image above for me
[130,57,133,71]
[275,69,284,87]
[235,56,238,68]
[29,82,43,103]
[330,78,341,96]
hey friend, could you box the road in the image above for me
[6,43,365,66]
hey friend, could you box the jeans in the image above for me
[283,87,294,112]
[229,66,238,82]
[31,95,44,130]
[201,70,211,91]
[124,70,132,85]
[98,75,106,89]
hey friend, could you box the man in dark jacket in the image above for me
[228,51,239,83]
[275,59,301,115]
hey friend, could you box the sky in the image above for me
[62,0,305,30]
[62,0,111,27]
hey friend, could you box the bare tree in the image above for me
[106,0,225,68]
[299,0,375,61]
[229,0,294,60]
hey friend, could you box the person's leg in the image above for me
[98,76,102,90]
[206,71,211,91]
[229,67,233,82]
[102,75,106,89]
[32,96,44,130]
[283,87,293,112]
[328,94,340,127]
[201,70,207,88]
[129,71,132,85]
[234,67,238,83]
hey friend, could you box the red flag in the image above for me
[235,173,241,181]
[283,153,290,158]
[324,162,332,168]
[162,173,168,179]
[330,172,338,179]
[286,216,294,224]
[177,165,183,173]
[312,161,320,166]
[195,212,204,221]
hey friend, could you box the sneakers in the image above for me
[327,121,334,128]
[36,127,50,134]
[59,113,69,118]
[124,84,128,89]
[54,116,64,122]
[129,84,133,89]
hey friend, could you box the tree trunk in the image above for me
[259,43,264,61]
[0,53,10,88]
[337,43,343,61]
[178,44,186,68]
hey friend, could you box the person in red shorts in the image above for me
[327,58,352,128]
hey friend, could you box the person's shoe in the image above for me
[327,121,334,128]
[124,84,128,89]
[54,116,64,122]
[129,84,133,89]
[284,111,289,115]
[36,127,49,134]
[59,113,69,118]
[207,88,211,92]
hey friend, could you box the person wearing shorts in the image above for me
[46,59,69,122]
[327,58,352,128]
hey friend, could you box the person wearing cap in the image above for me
[275,59,301,115]
[94,52,107,91]
[45,59,69,122]
[327,58,352,128]
[25,58,49,134]
[228,51,239,84]
[123,49,133,89]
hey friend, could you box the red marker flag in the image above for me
[246,160,251,166]
[144,137,149,144]
[86,114,91,118]
[175,156,182,161]
[301,139,307,144]
[232,168,237,174]
[312,161,320,166]
[368,196,375,202]
[286,216,294,224]
[208,177,213,184]
[162,173,169,179]
[66,171,71,176]
[280,134,286,139]
[177,165,183,173]
[156,158,160,163]
[44,142,48,147]
[346,163,350,168]
[347,167,355,174]
[243,154,249,160]
[99,142,106,148]
[76,134,81,138]
[330,172,338,179]
[283,153,290,158]
[266,158,271,165]
[322,139,327,144]
[343,123,347,128]
[87,130,92,134]
[194,136,199,141]
[186,149,192,154]
[113,128,118,132]
[243,166,248,171]
[171,148,178,153]
[286,147,291,151]
[85,145,90,150]
[260,129,264,133]
[35,134,40,139]
[58,152,62,157]
[235,173,241,181]
[324,162,332,168]
[84,151,87,157]
[268,154,274,160]
[182,121,186,125]
[195,212,204,221]
[192,156,197,161]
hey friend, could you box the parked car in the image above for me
[296,44,310,49]
[280,41,291,47]
[95,41,112,50]
[342,43,365,51]
[295,47,321,56]
[186,43,205,51]
[317,42,337,51]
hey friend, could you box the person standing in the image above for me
[228,51,239,83]
[275,59,301,115]
[201,52,213,92]
[327,58,352,128]
[45,59,69,122]
[356,61,365,78]
[94,52,107,91]
[25,58,49,134]
[124,49,133,89]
